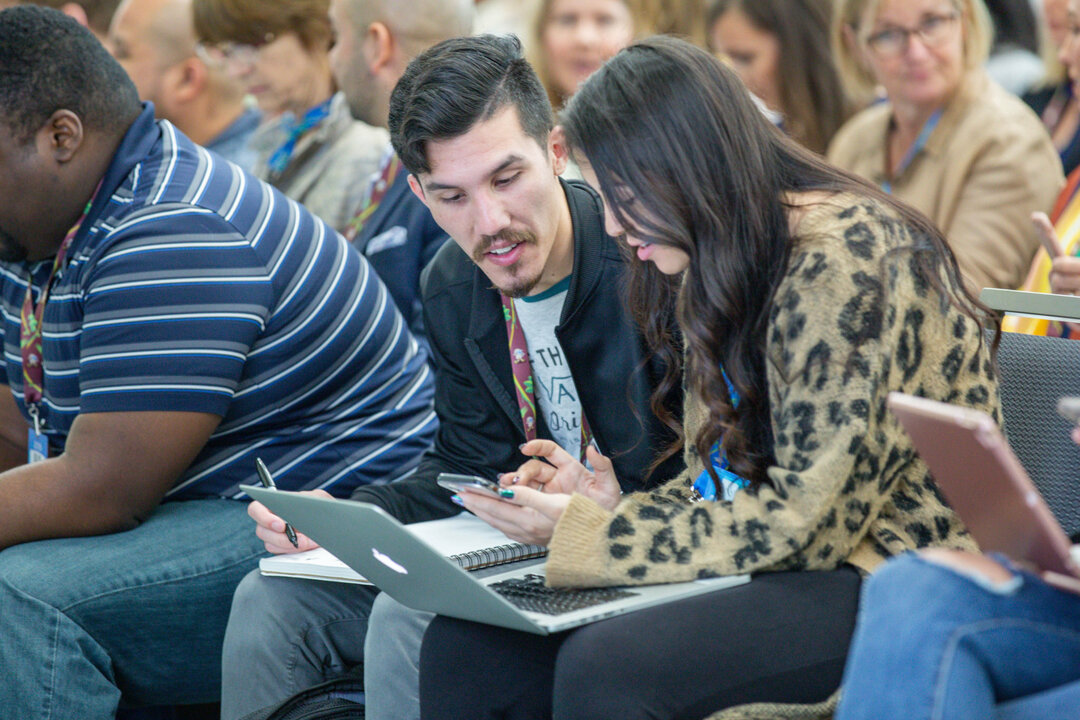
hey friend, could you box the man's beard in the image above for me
[0,228,28,263]
[473,228,541,298]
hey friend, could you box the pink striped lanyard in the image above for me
[500,294,592,461]
[20,182,100,430]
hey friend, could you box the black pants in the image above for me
[419,568,862,720]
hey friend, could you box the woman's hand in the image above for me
[248,489,329,554]
[1049,255,1080,295]
[1032,211,1065,262]
[456,486,571,546]
[1035,212,1080,295]
[921,549,1017,586]
[499,439,622,511]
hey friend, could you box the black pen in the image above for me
[255,457,299,548]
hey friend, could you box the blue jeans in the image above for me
[0,498,265,719]
[220,570,377,720]
[836,553,1080,720]
[364,593,432,720]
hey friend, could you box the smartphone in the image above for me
[1057,396,1080,424]
[436,473,502,498]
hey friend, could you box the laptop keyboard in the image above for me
[490,573,638,615]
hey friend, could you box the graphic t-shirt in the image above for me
[512,278,584,456]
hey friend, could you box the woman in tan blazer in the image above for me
[828,0,1063,293]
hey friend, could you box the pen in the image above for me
[255,457,299,549]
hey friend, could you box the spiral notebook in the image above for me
[259,511,547,585]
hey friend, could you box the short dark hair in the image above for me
[0,6,141,143]
[389,34,553,176]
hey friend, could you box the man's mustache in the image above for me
[474,229,537,260]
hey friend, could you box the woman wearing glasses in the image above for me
[828,0,1062,295]
[192,0,388,233]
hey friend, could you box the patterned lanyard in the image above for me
[1040,83,1073,132]
[882,108,942,195]
[691,367,749,502]
[20,184,100,424]
[267,98,332,176]
[344,151,402,242]
[500,293,593,461]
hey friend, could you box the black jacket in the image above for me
[351,180,683,523]
[352,163,448,348]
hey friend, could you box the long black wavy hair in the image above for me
[560,36,996,487]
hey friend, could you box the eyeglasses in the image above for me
[864,10,960,58]
[194,32,276,72]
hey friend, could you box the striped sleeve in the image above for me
[75,209,273,415]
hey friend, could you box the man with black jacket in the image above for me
[226,34,683,720]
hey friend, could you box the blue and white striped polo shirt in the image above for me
[0,106,437,499]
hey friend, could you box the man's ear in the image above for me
[549,126,570,177]
[407,173,429,207]
[363,21,395,76]
[38,110,84,164]
[170,57,208,103]
[59,2,90,29]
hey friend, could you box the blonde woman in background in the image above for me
[828,0,1062,295]
[528,0,706,182]
[528,0,637,112]
[529,0,707,112]
[193,0,388,233]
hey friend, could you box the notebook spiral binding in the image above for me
[449,542,548,571]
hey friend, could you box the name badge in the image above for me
[28,427,48,463]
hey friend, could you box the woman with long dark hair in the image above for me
[707,0,854,154]
[420,37,1001,719]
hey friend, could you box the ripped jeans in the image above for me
[835,552,1080,720]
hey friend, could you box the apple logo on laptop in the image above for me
[372,548,408,574]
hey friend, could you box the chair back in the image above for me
[994,330,1080,538]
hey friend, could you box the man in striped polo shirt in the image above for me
[0,7,436,717]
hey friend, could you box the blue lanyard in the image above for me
[692,367,750,502]
[267,98,333,176]
[882,108,943,194]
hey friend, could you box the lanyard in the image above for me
[1041,84,1072,133]
[20,183,100,429]
[344,150,402,242]
[691,367,749,502]
[882,108,943,194]
[500,293,593,461]
[267,98,332,176]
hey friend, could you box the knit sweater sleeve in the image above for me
[546,199,988,587]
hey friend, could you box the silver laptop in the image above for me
[979,288,1080,323]
[241,485,750,634]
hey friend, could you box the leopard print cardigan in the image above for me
[545,195,996,587]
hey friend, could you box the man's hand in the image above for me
[499,440,621,510]
[248,490,329,554]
